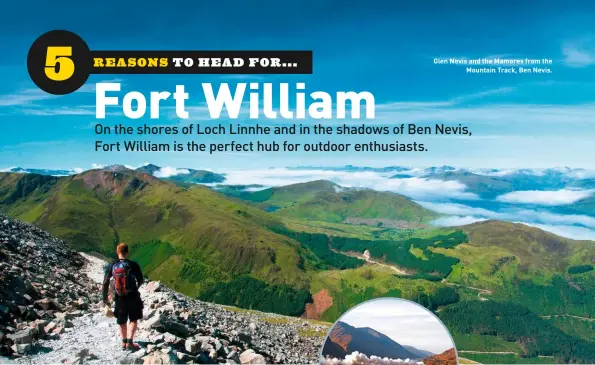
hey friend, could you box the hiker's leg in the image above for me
[128,320,138,341]
[119,323,128,349]
[119,323,127,339]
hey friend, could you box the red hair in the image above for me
[116,243,129,255]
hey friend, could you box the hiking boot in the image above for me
[127,340,140,352]
[121,339,128,350]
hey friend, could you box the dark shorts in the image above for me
[114,293,144,325]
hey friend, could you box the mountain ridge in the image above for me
[322,321,420,360]
[227,179,437,228]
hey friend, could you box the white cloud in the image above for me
[496,189,594,206]
[417,202,495,217]
[520,222,595,241]
[431,216,487,226]
[373,102,595,126]
[562,41,595,68]
[123,162,150,170]
[0,88,55,107]
[73,167,83,174]
[0,79,125,115]
[20,107,97,116]
[418,201,595,240]
[567,169,595,179]
[419,201,595,229]
[76,79,124,93]
[153,166,190,178]
[91,163,105,169]
[374,86,514,111]
[218,168,478,200]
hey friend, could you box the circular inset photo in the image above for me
[320,298,458,365]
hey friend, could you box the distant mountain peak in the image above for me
[102,164,131,172]
[323,321,419,360]
[136,163,162,175]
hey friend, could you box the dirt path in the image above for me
[541,314,595,322]
[16,253,150,365]
[441,280,493,301]
[330,248,411,275]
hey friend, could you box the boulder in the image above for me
[146,282,162,293]
[239,350,266,365]
[62,356,84,365]
[119,355,144,364]
[6,328,34,344]
[162,332,180,345]
[44,321,57,334]
[34,298,62,311]
[162,319,189,338]
[184,339,200,354]
[141,314,164,330]
[32,319,48,336]
[238,332,251,344]
[10,343,31,355]
[142,352,177,364]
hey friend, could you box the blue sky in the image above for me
[2,0,595,170]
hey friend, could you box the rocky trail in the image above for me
[0,214,330,364]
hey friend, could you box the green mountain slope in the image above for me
[306,220,595,362]
[0,170,310,297]
[227,180,437,227]
[136,164,226,184]
[2,171,595,362]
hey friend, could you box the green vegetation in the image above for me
[453,333,523,353]
[0,170,310,298]
[3,171,595,363]
[228,180,437,227]
[440,301,595,363]
[330,231,467,278]
[271,227,364,270]
[506,275,595,318]
[395,273,443,281]
[310,265,447,322]
[200,275,312,316]
[128,240,175,273]
[545,316,595,343]
[283,218,452,242]
[412,286,460,310]
[461,354,557,364]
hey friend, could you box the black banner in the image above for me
[90,50,313,74]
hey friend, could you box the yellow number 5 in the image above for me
[45,46,75,81]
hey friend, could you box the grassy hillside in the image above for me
[0,170,310,296]
[226,180,437,227]
[2,171,595,362]
[437,221,595,317]
[303,220,595,362]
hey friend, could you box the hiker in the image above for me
[102,243,145,351]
